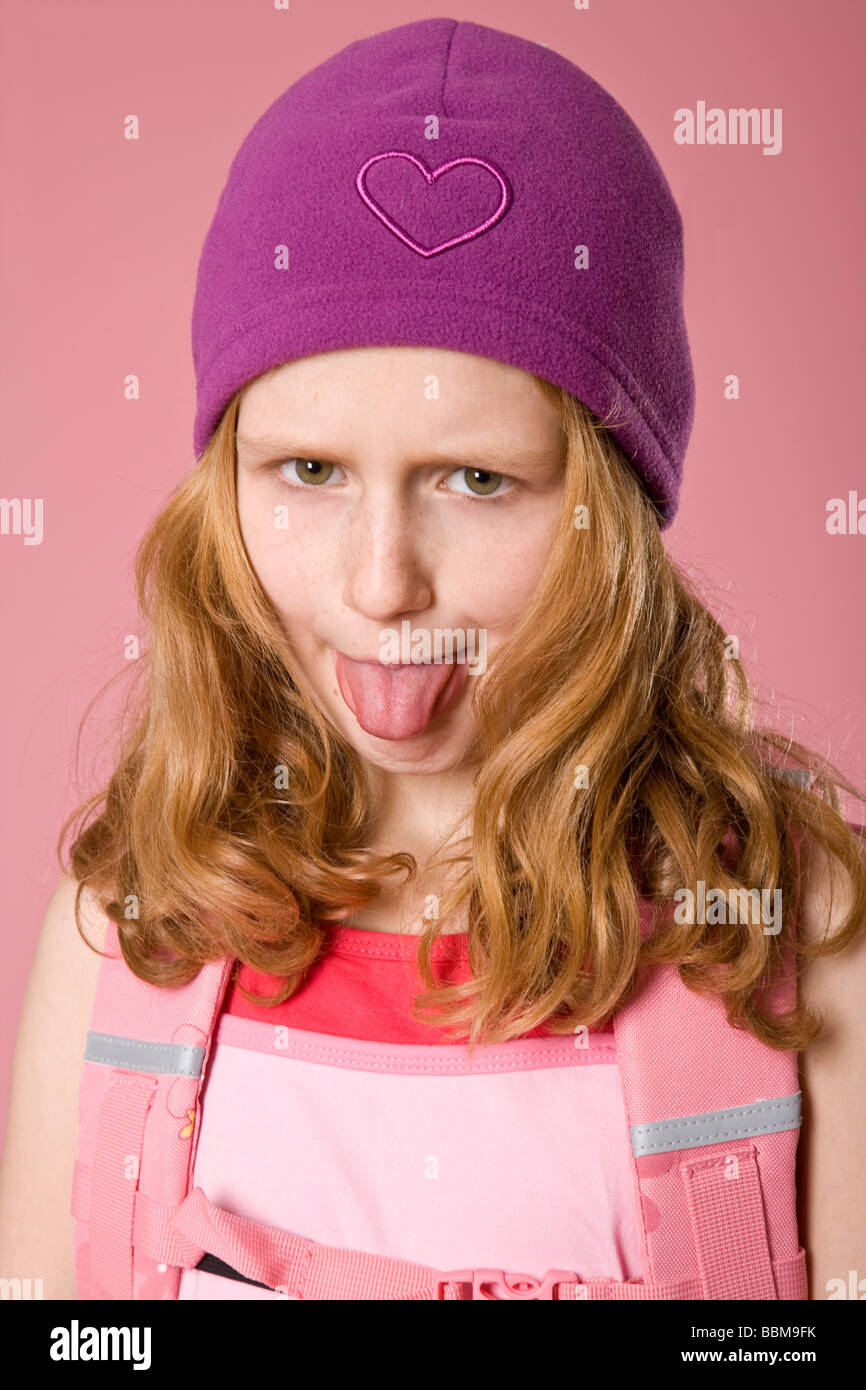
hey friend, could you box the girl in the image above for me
[1,17,864,1303]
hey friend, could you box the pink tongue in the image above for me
[335,654,458,740]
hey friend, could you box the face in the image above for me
[235,347,564,774]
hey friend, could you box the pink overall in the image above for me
[71,877,810,1300]
[177,925,643,1299]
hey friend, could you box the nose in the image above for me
[341,491,434,622]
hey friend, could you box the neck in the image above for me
[348,761,478,934]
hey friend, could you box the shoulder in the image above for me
[796,822,866,1024]
[795,823,866,1299]
[38,872,109,949]
[13,874,110,1057]
[0,875,110,1298]
[27,875,111,1020]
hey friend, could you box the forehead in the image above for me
[237,347,561,454]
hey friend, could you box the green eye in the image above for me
[293,458,334,485]
[462,468,503,496]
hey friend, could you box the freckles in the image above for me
[237,503,291,603]
[468,533,546,613]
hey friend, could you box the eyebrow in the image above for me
[235,434,559,471]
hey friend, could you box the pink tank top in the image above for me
[177,925,643,1299]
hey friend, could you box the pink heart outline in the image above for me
[355,150,513,258]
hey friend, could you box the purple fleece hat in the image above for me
[191,17,694,525]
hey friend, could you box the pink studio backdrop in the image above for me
[1,0,864,1144]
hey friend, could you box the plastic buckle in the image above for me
[434,1268,578,1300]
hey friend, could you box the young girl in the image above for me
[1,17,864,1303]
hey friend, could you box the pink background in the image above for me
[1,0,864,1144]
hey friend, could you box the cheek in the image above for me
[458,518,554,621]
[237,485,326,617]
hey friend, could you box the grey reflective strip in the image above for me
[84,1030,205,1078]
[631,1092,802,1156]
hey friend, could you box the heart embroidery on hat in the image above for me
[355,150,512,258]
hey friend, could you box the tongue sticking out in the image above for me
[335,652,468,741]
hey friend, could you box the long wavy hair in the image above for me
[59,371,866,1052]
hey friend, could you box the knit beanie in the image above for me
[191,17,694,526]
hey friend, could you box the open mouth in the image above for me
[333,649,469,741]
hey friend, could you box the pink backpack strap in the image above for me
[74,822,810,1301]
[72,917,233,1299]
[123,1182,803,1299]
[612,823,807,1300]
